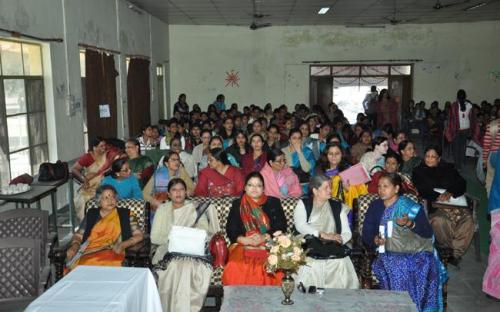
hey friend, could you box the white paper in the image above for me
[433,188,467,207]
[99,104,111,118]
[387,221,393,238]
[378,225,385,253]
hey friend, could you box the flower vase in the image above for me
[281,270,295,305]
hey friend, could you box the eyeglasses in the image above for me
[168,158,180,162]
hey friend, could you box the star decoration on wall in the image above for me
[225,70,240,87]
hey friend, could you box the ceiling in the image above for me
[128,0,500,26]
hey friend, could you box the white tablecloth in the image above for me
[26,266,162,312]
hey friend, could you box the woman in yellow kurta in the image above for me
[316,143,368,209]
[65,185,143,270]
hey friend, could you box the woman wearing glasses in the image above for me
[222,172,287,285]
[101,158,143,200]
[260,149,302,199]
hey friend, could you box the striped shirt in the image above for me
[482,119,500,162]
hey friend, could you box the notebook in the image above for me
[433,188,468,207]
[338,163,371,185]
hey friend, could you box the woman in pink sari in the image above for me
[260,149,302,199]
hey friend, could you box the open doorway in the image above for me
[310,65,412,125]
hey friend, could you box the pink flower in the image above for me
[273,231,283,237]
[270,246,279,254]
[291,254,301,262]
[268,254,278,266]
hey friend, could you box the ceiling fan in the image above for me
[433,0,471,9]
[383,0,419,25]
[249,0,271,30]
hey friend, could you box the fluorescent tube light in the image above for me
[318,7,330,14]
[464,2,486,11]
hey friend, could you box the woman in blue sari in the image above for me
[281,128,316,193]
[362,172,447,312]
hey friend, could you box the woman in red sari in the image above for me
[222,172,287,285]
[193,148,245,197]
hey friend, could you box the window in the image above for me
[156,64,166,118]
[79,50,88,152]
[0,39,47,180]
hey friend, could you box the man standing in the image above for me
[362,86,378,128]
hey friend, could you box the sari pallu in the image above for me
[74,153,109,221]
[373,197,447,312]
[194,166,244,197]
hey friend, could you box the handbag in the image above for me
[209,232,228,268]
[385,225,434,254]
[168,226,207,256]
[303,234,351,259]
[38,161,69,181]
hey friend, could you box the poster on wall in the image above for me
[99,104,111,118]
[225,70,240,87]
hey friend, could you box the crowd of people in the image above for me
[66,89,500,311]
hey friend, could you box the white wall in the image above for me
[169,21,500,112]
[0,0,169,212]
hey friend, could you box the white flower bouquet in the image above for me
[265,231,307,274]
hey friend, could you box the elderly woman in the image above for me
[72,137,112,220]
[222,172,287,285]
[398,140,421,178]
[362,173,445,312]
[282,128,316,192]
[194,148,245,197]
[101,158,143,200]
[294,174,359,289]
[66,185,143,270]
[241,134,267,176]
[125,138,154,188]
[359,136,389,175]
[143,151,194,212]
[260,149,302,199]
[151,178,220,312]
[413,145,473,262]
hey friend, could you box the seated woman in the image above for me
[72,137,112,220]
[101,158,143,200]
[226,130,250,167]
[143,151,194,212]
[368,152,417,195]
[398,140,421,178]
[222,172,287,285]
[192,129,211,171]
[66,185,143,270]
[317,143,367,209]
[194,148,245,197]
[359,136,389,175]
[260,149,302,199]
[281,128,316,192]
[413,145,473,261]
[350,130,372,164]
[125,138,154,188]
[169,137,196,179]
[294,174,359,289]
[241,134,267,176]
[151,178,220,312]
[362,173,446,312]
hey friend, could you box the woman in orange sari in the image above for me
[222,172,287,285]
[65,185,143,270]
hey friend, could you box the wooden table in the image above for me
[0,185,58,231]
[221,286,417,312]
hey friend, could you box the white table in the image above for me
[25,266,162,312]
[221,286,418,312]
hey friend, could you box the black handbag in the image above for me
[38,161,69,181]
[292,166,311,183]
[303,234,351,259]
